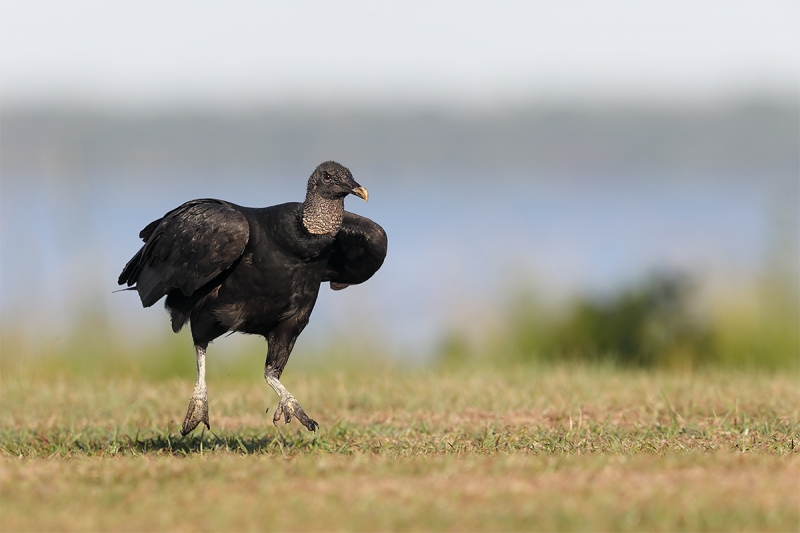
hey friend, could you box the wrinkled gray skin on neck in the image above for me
[302,192,344,235]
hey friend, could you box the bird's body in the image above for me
[118,162,387,434]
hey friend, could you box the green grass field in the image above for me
[1,354,798,532]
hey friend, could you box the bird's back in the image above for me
[178,201,337,337]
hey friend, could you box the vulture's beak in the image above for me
[351,186,369,203]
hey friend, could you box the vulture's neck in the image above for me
[302,193,344,235]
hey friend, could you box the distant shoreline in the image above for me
[2,101,796,180]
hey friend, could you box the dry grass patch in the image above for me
[2,453,797,532]
[1,364,798,531]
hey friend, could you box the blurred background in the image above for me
[1,1,797,374]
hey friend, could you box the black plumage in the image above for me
[118,162,387,435]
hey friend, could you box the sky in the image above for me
[0,1,797,352]
[1,0,798,110]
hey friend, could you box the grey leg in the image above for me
[181,344,210,436]
[264,324,318,432]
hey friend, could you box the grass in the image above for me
[1,357,798,532]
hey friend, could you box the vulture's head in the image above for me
[308,161,368,202]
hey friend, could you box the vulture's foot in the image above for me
[273,395,319,432]
[266,374,318,432]
[181,389,210,436]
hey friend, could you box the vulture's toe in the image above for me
[181,391,210,436]
[273,396,319,432]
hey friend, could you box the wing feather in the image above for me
[323,212,387,289]
[118,199,250,307]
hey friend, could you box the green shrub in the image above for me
[539,273,714,367]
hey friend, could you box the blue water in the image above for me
[0,166,789,355]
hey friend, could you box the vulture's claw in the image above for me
[273,396,319,432]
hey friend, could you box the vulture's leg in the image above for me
[264,326,319,432]
[181,343,210,436]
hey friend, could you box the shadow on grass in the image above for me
[132,429,319,455]
[0,426,329,457]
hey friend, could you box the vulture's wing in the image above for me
[324,212,387,290]
[118,199,250,307]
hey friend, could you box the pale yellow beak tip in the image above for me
[352,186,369,202]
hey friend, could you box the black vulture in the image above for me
[118,162,387,435]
